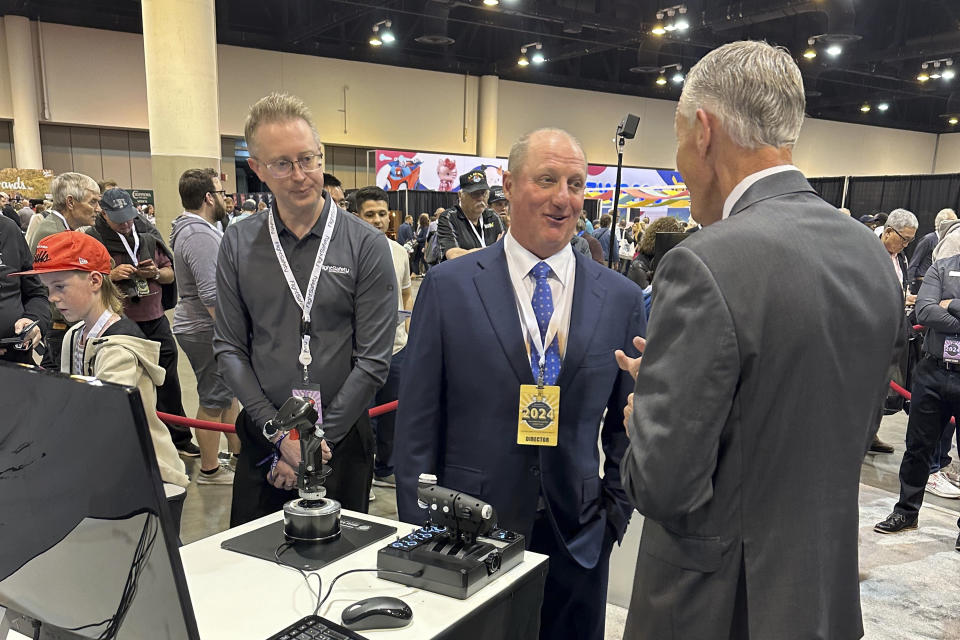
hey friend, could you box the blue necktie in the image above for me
[530,262,561,385]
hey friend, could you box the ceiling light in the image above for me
[672,71,684,84]
[370,35,382,46]
[656,73,667,86]
[877,103,889,112]
[674,19,690,31]
[860,103,871,113]
[803,48,817,60]
[652,23,666,35]
[664,23,677,32]
[826,44,842,57]
[517,55,529,67]
[950,117,959,126]
[483,0,500,5]
[380,30,395,43]
[531,51,545,64]
[944,68,956,80]
[370,20,393,46]
[917,72,930,82]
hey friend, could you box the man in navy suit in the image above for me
[394,128,646,640]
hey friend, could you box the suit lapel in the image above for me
[473,244,535,384]
[557,252,606,388]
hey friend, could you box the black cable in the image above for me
[273,541,322,612]
[314,568,423,616]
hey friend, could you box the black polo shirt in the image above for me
[436,205,504,260]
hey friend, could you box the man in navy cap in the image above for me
[436,169,504,261]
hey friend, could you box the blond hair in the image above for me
[244,93,321,155]
[91,273,125,315]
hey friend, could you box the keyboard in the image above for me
[266,615,369,640]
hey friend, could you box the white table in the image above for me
[180,510,548,639]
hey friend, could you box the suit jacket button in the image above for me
[530,466,540,477]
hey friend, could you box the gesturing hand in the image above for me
[615,336,647,382]
[623,393,635,438]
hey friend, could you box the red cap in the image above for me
[9,231,111,276]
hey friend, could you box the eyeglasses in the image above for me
[209,190,226,197]
[890,227,915,245]
[256,152,323,179]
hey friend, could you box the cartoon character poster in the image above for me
[375,151,506,192]
[374,149,689,219]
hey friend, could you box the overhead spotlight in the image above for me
[675,19,690,31]
[483,0,500,5]
[656,73,667,86]
[860,103,871,113]
[517,55,529,67]
[371,20,393,46]
[950,117,959,126]
[531,51,545,64]
[652,10,666,35]
[918,71,930,82]
[944,68,956,80]
[519,42,542,67]
[803,48,817,60]
[672,71,684,84]
[877,103,889,112]
[826,44,842,57]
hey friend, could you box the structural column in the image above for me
[141,0,221,237]
[477,75,499,158]
[4,16,43,169]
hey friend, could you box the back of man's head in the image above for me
[678,40,805,151]
[599,214,612,228]
[179,168,217,211]
[323,173,342,190]
[935,208,958,228]
[241,199,257,212]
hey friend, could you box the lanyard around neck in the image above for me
[117,227,140,264]
[516,267,561,385]
[466,213,486,248]
[74,309,114,375]
[267,205,338,382]
[51,211,69,229]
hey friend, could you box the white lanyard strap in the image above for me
[467,215,486,248]
[51,211,68,230]
[267,204,338,380]
[74,310,114,375]
[517,267,560,382]
[116,227,140,264]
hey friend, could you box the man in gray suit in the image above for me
[616,41,904,639]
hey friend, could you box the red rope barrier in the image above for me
[158,400,399,433]
[888,379,955,425]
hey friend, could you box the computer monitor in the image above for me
[0,363,200,640]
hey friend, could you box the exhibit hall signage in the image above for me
[0,168,55,200]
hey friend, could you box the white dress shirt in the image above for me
[721,164,800,220]
[503,231,576,360]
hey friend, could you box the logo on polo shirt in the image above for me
[322,265,351,275]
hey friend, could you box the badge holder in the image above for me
[134,277,151,297]
[517,366,559,447]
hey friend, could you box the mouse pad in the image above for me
[221,516,397,571]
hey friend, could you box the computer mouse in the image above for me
[340,596,413,631]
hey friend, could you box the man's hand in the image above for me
[615,336,647,382]
[278,434,302,468]
[110,263,137,281]
[321,438,332,464]
[268,458,298,491]
[623,393,634,438]
[135,259,160,280]
[941,299,953,310]
[905,293,917,306]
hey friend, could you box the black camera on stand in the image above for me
[376,481,525,599]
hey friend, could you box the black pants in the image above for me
[528,511,614,640]
[372,347,405,478]
[895,356,960,529]
[136,315,192,448]
[230,409,374,527]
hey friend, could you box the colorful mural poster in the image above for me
[374,150,689,221]
[0,168,55,200]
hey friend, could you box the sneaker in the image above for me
[943,461,960,488]
[218,451,240,471]
[177,442,201,458]
[372,474,396,488]
[869,436,895,454]
[874,512,918,534]
[956,532,960,552]
[926,471,960,499]
[196,465,235,485]
[369,488,377,502]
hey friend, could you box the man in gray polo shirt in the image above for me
[214,93,396,526]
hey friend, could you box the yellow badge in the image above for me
[517,384,559,446]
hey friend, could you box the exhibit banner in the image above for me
[0,168,55,200]
[130,189,154,207]
[374,150,689,220]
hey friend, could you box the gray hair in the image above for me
[51,172,99,210]
[935,208,957,228]
[885,208,918,231]
[245,92,321,156]
[508,128,586,174]
[678,40,806,150]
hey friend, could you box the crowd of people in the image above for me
[1,38,956,640]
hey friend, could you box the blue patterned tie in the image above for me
[530,261,562,385]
